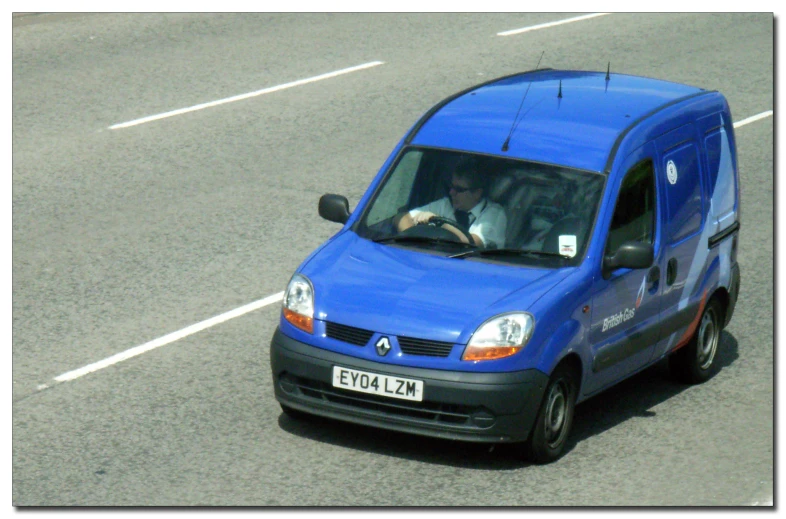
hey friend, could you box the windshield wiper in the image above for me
[373,235,477,249]
[449,248,570,260]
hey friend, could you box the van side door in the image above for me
[651,123,709,359]
[585,143,664,396]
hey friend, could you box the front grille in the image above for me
[398,336,455,357]
[325,321,374,346]
[286,375,477,426]
[325,320,456,357]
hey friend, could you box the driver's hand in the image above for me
[412,211,436,225]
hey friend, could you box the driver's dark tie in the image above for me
[455,210,470,230]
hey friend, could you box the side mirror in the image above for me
[603,241,654,279]
[318,194,351,224]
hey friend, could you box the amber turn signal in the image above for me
[462,345,522,361]
[284,308,314,334]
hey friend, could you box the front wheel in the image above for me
[669,298,724,384]
[515,364,577,464]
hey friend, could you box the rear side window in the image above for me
[704,130,723,196]
[606,160,655,256]
[704,128,735,218]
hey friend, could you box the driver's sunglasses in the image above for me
[447,182,477,194]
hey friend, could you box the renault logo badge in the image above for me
[375,337,391,356]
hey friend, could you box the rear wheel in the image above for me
[515,364,577,464]
[669,298,724,384]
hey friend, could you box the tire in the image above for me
[280,404,312,421]
[516,364,577,464]
[669,298,724,384]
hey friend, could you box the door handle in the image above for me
[647,265,660,284]
[666,258,678,286]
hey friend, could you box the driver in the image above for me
[395,159,507,248]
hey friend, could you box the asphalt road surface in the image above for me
[12,12,773,506]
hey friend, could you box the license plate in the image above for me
[332,366,424,402]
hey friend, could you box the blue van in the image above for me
[270,69,741,463]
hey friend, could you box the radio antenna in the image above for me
[502,51,545,152]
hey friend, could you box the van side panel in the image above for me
[602,95,740,366]
[654,123,706,357]
[701,119,739,233]
[661,129,705,243]
[654,109,740,358]
[652,246,723,360]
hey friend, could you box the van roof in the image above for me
[409,69,705,172]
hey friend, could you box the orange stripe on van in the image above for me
[671,290,707,352]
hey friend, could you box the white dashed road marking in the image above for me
[52,292,284,383]
[108,61,385,129]
[497,13,610,37]
[733,110,773,128]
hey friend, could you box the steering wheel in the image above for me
[422,216,475,244]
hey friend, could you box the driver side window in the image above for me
[605,160,656,256]
[365,151,423,226]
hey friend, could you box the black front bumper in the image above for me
[270,328,549,443]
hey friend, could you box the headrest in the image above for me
[488,174,514,202]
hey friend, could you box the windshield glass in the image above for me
[355,147,606,266]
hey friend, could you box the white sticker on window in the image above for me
[559,235,577,258]
[667,160,678,185]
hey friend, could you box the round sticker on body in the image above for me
[667,160,678,185]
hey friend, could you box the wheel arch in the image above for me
[553,352,583,399]
[709,286,730,326]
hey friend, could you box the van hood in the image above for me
[299,232,573,344]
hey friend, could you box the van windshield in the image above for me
[355,147,606,266]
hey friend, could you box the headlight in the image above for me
[283,274,314,333]
[462,312,534,361]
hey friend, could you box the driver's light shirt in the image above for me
[410,197,507,248]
